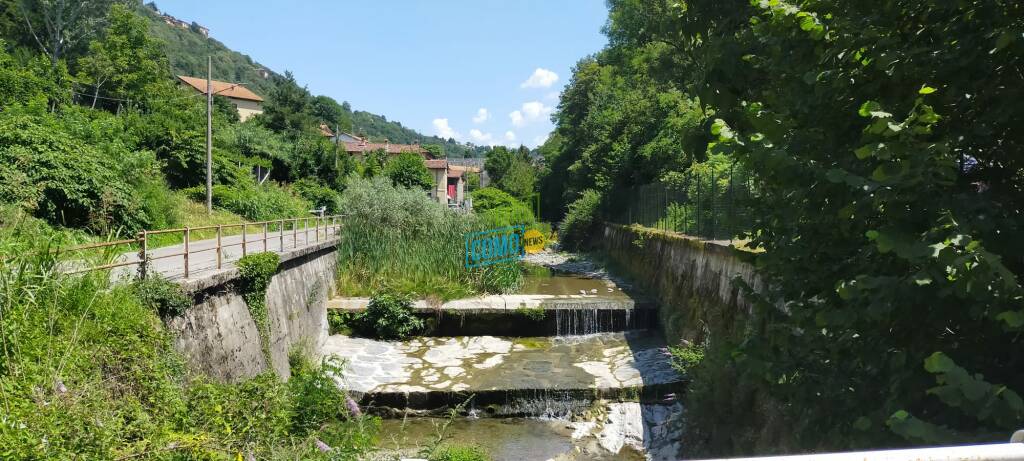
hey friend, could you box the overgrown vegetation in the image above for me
[237,252,280,362]
[0,227,377,459]
[351,290,425,340]
[133,275,191,318]
[428,444,492,461]
[335,177,522,300]
[542,0,1024,455]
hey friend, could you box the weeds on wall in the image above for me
[237,252,281,364]
[133,275,191,317]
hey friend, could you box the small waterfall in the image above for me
[498,388,596,418]
[554,306,641,336]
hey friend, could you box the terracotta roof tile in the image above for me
[177,75,263,102]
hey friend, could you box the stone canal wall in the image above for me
[166,242,336,382]
[596,223,761,345]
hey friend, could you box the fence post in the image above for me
[728,163,736,244]
[305,218,309,243]
[137,231,147,280]
[711,169,717,240]
[280,220,285,251]
[263,222,268,252]
[292,219,297,248]
[242,224,247,257]
[216,225,222,269]
[696,173,701,237]
[183,227,190,279]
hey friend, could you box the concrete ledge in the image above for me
[327,293,656,313]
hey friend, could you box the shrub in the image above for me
[669,342,705,375]
[385,151,434,190]
[293,178,341,213]
[133,276,191,318]
[430,444,492,461]
[559,189,602,251]
[184,180,311,221]
[471,187,536,227]
[0,114,147,234]
[353,290,424,340]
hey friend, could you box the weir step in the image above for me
[323,331,683,417]
[328,295,659,336]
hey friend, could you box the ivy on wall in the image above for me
[237,252,281,364]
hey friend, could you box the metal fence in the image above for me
[53,215,344,279]
[607,165,757,243]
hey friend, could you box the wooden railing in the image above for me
[57,215,344,279]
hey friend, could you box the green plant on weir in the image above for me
[133,275,191,318]
[515,305,547,322]
[669,342,705,375]
[352,290,424,340]
[237,252,281,362]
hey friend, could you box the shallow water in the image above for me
[373,417,647,461]
[520,273,629,298]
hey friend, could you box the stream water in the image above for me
[332,258,683,460]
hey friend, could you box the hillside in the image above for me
[141,4,486,158]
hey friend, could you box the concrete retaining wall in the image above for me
[166,242,336,382]
[597,223,761,345]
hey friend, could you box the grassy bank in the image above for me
[0,218,379,460]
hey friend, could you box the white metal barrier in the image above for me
[696,433,1024,461]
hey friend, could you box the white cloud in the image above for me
[520,68,560,88]
[432,118,459,139]
[472,108,490,124]
[544,91,560,101]
[533,134,550,147]
[504,131,516,142]
[522,101,551,118]
[509,110,525,127]
[510,101,552,127]
[469,129,494,145]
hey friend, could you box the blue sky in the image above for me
[159,1,610,148]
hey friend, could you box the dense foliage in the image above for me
[484,146,537,201]
[352,290,425,340]
[470,187,536,228]
[385,151,434,190]
[545,0,1024,455]
[335,177,522,300]
[0,219,378,459]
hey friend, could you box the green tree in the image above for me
[75,4,167,109]
[552,0,1024,453]
[384,152,432,190]
[15,0,125,68]
[261,71,315,136]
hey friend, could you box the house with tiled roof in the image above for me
[177,76,264,121]
[340,138,476,206]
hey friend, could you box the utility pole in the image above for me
[206,56,213,214]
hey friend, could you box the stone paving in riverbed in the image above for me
[321,332,679,394]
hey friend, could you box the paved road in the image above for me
[114,226,340,280]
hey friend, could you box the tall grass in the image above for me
[0,216,378,459]
[336,177,522,300]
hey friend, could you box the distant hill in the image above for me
[140,3,487,158]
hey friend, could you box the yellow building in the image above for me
[177,76,264,122]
